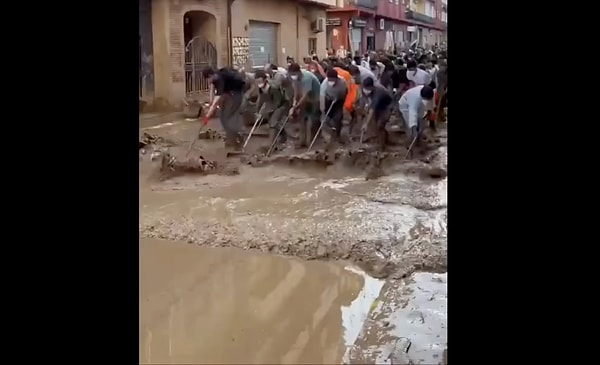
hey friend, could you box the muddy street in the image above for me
[139,114,447,364]
[140,238,385,363]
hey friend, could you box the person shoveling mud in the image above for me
[200,67,247,149]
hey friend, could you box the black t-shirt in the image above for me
[370,85,393,111]
[212,68,245,95]
[391,67,409,88]
[380,70,393,89]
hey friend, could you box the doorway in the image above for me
[366,32,375,51]
[183,11,218,96]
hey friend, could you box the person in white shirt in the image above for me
[398,84,435,142]
[426,59,439,88]
[406,59,431,87]
[368,59,386,80]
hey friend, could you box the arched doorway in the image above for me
[184,11,218,98]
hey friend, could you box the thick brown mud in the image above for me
[139,130,447,279]
[139,115,448,363]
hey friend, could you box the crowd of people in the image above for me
[200,48,447,154]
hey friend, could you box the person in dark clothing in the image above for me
[379,60,395,90]
[254,70,289,149]
[389,64,409,118]
[202,67,246,149]
[360,77,393,151]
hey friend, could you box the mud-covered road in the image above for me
[139,113,447,364]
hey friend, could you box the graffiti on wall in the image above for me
[233,37,249,68]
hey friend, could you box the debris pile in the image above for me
[197,128,225,141]
[139,132,164,150]
[158,153,239,181]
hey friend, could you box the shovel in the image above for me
[307,100,336,153]
[242,104,265,151]
[404,135,418,159]
[266,116,290,157]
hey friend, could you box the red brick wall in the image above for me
[376,0,403,20]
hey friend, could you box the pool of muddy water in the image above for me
[140,238,384,364]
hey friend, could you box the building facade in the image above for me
[405,0,445,47]
[140,0,334,111]
[326,0,447,56]
[326,0,378,58]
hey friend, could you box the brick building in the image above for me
[326,0,447,56]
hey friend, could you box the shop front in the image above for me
[326,8,376,56]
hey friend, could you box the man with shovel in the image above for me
[254,70,290,150]
[287,63,321,149]
[398,84,435,151]
[202,67,246,149]
[360,76,394,152]
[319,68,348,147]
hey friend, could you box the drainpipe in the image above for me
[227,0,234,66]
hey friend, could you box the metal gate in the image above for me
[248,21,277,68]
[139,0,153,99]
[185,36,217,97]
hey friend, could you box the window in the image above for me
[308,38,317,55]
[425,3,433,17]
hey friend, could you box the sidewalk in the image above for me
[139,112,186,130]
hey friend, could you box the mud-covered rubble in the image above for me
[239,146,447,181]
[139,123,447,280]
[197,128,225,141]
[139,212,446,280]
[157,153,239,181]
[139,132,178,150]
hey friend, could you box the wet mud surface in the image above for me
[139,118,447,280]
[139,115,448,363]
[140,238,382,364]
[347,273,447,364]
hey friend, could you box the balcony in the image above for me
[298,0,337,7]
[405,10,435,24]
[345,0,378,10]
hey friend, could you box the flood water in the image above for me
[139,238,384,364]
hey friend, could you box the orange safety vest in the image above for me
[334,67,356,112]
[428,90,439,122]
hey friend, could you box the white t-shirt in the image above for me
[407,68,431,86]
